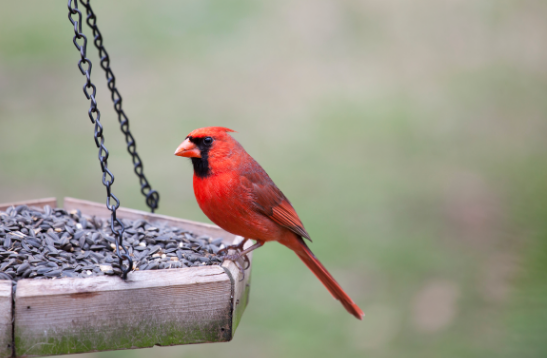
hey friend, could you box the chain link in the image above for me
[79,0,160,213]
[68,0,132,278]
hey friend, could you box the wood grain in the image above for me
[0,197,57,212]
[0,281,12,358]
[14,267,232,357]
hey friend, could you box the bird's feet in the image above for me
[223,253,251,274]
[220,239,263,280]
[218,238,250,279]
[217,238,248,256]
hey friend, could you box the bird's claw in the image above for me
[222,253,250,281]
[217,247,229,256]
[242,254,250,270]
[217,240,246,256]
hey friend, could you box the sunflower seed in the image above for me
[0,204,230,281]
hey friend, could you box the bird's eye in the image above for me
[203,137,213,145]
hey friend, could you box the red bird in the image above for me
[174,126,364,320]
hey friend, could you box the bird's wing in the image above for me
[242,167,312,241]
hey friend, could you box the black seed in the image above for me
[27,239,40,247]
[0,272,11,280]
[61,270,77,278]
[37,267,53,274]
[210,245,220,254]
[211,238,223,246]
[91,232,101,243]
[0,205,229,281]
[44,236,55,247]
[148,246,160,255]
[44,270,62,277]
[198,257,210,264]
[17,262,30,274]
[61,243,72,252]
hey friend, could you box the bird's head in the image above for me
[174,126,236,159]
[174,126,237,177]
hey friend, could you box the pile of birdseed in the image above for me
[0,204,227,281]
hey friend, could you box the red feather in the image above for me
[176,126,364,320]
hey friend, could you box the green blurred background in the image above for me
[1,1,547,357]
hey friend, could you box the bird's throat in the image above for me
[191,157,211,178]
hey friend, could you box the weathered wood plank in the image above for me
[222,237,253,334]
[63,197,237,244]
[0,197,57,212]
[0,281,13,358]
[14,266,232,357]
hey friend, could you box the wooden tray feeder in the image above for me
[0,197,252,358]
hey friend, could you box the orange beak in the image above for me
[174,139,201,158]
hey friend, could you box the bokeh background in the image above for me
[1,1,547,357]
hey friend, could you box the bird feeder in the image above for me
[0,1,253,356]
[0,197,252,358]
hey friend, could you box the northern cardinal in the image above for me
[175,126,364,319]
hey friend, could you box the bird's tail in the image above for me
[284,235,364,320]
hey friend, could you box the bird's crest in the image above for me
[187,126,236,138]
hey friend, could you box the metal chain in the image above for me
[68,0,132,278]
[79,0,160,213]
